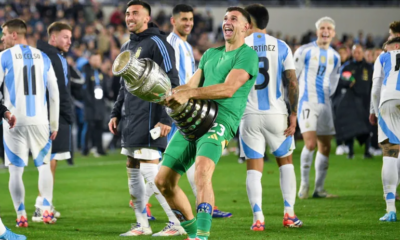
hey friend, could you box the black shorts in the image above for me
[51,123,71,154]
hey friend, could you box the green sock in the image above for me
[181,218,197,239]
[197,212,212,240]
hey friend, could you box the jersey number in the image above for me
[302,109,310,120]
[23,65,36,95]
[255,57,270,90]
[395,53,400,72]
[208,123,225,137]
[317,65,326,76]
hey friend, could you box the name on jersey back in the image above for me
[15,53,41,60]
[250,44,275,52]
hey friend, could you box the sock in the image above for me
[186,164,197,198]
[382,156,398,212]
[300,146,315,186]
[140,163,180,225]
[279,164,296,216]
[181,218,197,239]
[144,181,154,207]
[8,165,26,217]
[397,154,400,187]
[127,167,148,227]
[35,196,44,209]
[38,164,53,210]
[246,170,264,223]
[314,152,329,192]
[197,203,213,240]
[0,218,6,235]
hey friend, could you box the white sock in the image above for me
[0,218,6,235]
[397,154,400,187]
[300,146,315,186]
[38,164,53,210]
[127,168,148,227]
[140,163,180,225]
[186,164,197,198]
[246,170,264,223]
[144,181,154,207]
[35,196,44,209]
[382,156,398,213]
[279,164,296,216]
[8,165,26,218]
[314,152,329,192]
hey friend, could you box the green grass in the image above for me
[0,141,398,240]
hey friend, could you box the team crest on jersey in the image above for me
[135,47,142,58]
[329,58,333,65]
[320,56,326,63]
[257,34,262,38]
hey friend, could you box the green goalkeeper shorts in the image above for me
[162,121,230,175]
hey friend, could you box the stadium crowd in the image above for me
[0,0,390,158]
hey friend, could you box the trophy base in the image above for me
[167,100,218,141]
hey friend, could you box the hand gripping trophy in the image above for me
[112,50,218,141]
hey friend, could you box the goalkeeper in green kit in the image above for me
[154,6,258,240]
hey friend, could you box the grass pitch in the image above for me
[0,141,398,240]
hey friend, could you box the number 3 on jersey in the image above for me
[23,65,37,96]
[255,57,270,90]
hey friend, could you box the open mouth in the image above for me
[322,33,330,39]
[224,27,233,36]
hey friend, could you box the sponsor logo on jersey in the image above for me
[208,134,218,140]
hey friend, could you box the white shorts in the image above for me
[51,152,71,161]
[121,147,162,160]
[298,102,335,135]
[3,124,52,167]
[378,99,400,144]
[239,114,295,159]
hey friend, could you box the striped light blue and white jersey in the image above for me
[167,32,196,85]
[371,49,400,113]
[244,33,295,115]
[0,44,59,131]
[294,42,341,111]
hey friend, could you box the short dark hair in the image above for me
[226,7,251,24]
[389,21,400,34]
[387,37,400,45]
[47,22,72,36]
[244,4,269,29]
[172,4,193,16]
[2,19,27,35]
[127,0,151,16]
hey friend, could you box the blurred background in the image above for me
[0,0,397,158]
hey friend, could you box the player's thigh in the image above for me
[162,133,196,176]
[196,121,229,165]
[316,104,336,136]
[27,125,52,167]
[298,102,318,134]
[3,125,29,167]
[239,114,266,159]
[263,115,295,158]
[378,100,400,145]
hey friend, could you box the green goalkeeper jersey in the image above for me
[198,43,258,140]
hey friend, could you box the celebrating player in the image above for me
[240,4,302,230]
[166,3,232,219]
[370,37,400,222]
[108,0,184,237]
[0,19,59,226]
[294,17,341,199]
[155,7,258,240]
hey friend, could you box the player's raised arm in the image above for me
[47,64,60,133]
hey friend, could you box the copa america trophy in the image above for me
[112,50,218,141]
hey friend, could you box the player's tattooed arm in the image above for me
[285,69,299,115]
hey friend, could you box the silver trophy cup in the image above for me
[112,50,218,141]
